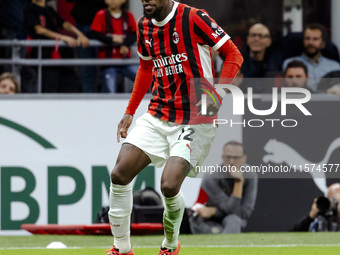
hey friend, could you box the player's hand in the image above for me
[60,35,78,47]
[117,114,133,143]
[77,34,90,48]
[196,92,221,117]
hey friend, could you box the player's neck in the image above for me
[154,1,173,21]
[32,0,45,7]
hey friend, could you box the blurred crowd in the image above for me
[1,0,340,95]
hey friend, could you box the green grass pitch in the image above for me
[1,232,340,255]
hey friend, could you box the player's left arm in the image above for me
[218,40,243,83]
[193,10,243,98]
[212,29,243,97]
[205,40,243,109]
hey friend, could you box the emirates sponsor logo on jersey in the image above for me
[153,53,188,68]
[153,53,188,77]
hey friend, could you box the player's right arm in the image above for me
[117,114,133,143]
[117,18,153,142]
[117,57,153,142]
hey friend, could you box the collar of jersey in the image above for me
[152,0,179,27]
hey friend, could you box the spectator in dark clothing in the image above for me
[24,0,90,93]
[88,0,137,93]
[0,0,29,40]
[189,141,258,234]
[0,0,37,93]
[240,23,283,93]
[66,0,106,92]
[292,183,340,231]
[0,0,30,75]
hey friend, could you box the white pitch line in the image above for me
[0,247,84,250]
[2,244,340,250]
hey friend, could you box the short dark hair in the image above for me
[304,23,327,41]
[285,60,308,76]
[223,141,246,155]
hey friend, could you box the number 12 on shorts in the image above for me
[177,127,195,141]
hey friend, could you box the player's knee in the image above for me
[111,166,131,185]
[161,181,180,198]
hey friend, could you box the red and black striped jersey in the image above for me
[137,1,230,125]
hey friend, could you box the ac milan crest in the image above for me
[172,31,180,44]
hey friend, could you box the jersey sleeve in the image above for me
[192,9,230,51]
[136,18,152,60]
[90,10,105,33]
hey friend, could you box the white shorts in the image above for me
[123,113,217,177]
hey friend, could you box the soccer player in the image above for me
[106,0,243,254]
